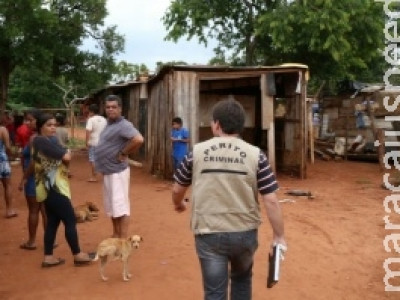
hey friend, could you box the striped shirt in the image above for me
[174,150,278,195]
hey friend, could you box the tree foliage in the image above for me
[0,0,124,112]
[257,0,385,83]
[155,60,188,72]
[111,61,151,83]
[163,0,386,88]
[163,0,271,65]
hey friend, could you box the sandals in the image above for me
[74,252,96,266]
[41,258,65,268]
[5,213,18,219]
[20,242,37,250]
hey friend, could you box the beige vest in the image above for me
[191,136,261,234]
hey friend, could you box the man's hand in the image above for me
[117,151,128,162]
[172,183,189,213]
[174,200,187,213]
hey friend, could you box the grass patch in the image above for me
[67,138,85,149]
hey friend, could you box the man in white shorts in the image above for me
[85,104,107,182]
[94,95,143,238]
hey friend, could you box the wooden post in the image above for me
[377,128,385,172]
[70,104,74,141]
[307,100,315,164]
[365,93,385,171]
[307,81,325,165]
[261,74,276,174]
[365,95,377,138]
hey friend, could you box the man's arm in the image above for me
[85,129,91,148]
[85,119,92,148]
[172,183,189,212]
[118,133,144,161]
[261,192,286,247]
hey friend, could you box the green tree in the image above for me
[163,0,385,88]
[112,60,137,83]
[0,0,124,113]
[8,66,61,108]
[163,0,272,66]
[257,0,385,83]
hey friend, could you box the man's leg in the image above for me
[116,168,130,238]
[229,230,258,300]
[119,215,130,238]
[107,168,130,238]
[88,147,98,182]
[111,217,119,237]
[91,162,97,180]
[195,234,228,300]
[103,174,117,237]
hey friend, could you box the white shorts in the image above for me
[103,167,130,218]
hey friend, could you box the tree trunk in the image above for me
[0,59,11,117]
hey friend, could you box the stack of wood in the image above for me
[313,139,342,161]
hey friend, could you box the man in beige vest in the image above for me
[172,98,286,300]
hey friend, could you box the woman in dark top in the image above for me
[26,113,93,267]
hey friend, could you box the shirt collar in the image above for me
[108,116,124,124]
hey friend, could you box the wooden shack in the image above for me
[317,85,400,162]
[91,64,310,179]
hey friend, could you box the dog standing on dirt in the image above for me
[74,201,100,223]
[93,235,143,281]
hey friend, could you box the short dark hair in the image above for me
[172,117,182,125]
[37,113,55,134]
[212,98,245,134]
[88,104,99,114]
[55,113,65,126]
[105,94,122,107]
[25,109,42,121]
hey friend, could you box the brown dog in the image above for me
[93,235,143,281]
[74,201,99,223]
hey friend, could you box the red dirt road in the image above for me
[0,151,399,300]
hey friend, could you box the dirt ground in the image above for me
[0,146,399,299]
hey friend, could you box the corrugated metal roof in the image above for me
[149,63,309,84]
[90,64,309,96]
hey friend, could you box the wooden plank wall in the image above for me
[174,71,198,150]
[147,76,169,176]
[261,73,276,173]
[146,71,198,179]
[127,86,141,126]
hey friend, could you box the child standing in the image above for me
[171,117,189,171]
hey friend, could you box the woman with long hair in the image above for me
[18,110,46,250]
[25,113,93,267]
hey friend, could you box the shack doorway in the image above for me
[198,76,260,146]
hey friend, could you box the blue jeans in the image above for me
[195,229,258,300]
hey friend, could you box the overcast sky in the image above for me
[104,0,216,72]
